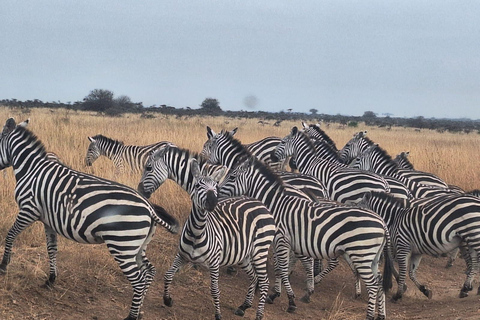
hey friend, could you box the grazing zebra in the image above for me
[338,130,369,165]
[85,134,171,174]
[274,127,413,204]
[0,118,179,320]
[351,144,455,193]
[137,146,276,320]
[201,127,392,320]
[359,191,480,300]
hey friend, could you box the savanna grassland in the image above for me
[0,106,479,320]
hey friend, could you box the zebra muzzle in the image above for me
[205,190,218,211]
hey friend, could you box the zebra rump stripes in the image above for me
[0,118,179,320]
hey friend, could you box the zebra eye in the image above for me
[145,165,152,172]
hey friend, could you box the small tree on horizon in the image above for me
[200,98,222,115]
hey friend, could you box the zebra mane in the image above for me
[220,131,286,191]
[166,145,209,168]
[312,139,340,161]
[295,129,317,155]
[362,144,399,171]
[13,126,48,159]
[91,134,124,146]
[308,124,338,151]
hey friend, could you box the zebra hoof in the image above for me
[459,291,469,298]
[300,294,311,303]
[391,294,402,302]
[0,264,6,274]
[215,314,222,320]
[287,305,297,313]
[266,292,280,304]
[375,316,386,320]
[163,296,173,307]
[234,308,245,317]
[420,287,432,299]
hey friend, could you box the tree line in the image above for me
[1,89,479,134]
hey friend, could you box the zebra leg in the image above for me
[408,254,431,299]
[392,249,409,301]
[235,261,256,317]
[253,258,270,320]
[342,255,363,298]
[106,241,148,320]
[298,256,315,303]
[0,212,38,273]
[445,247,460,268]
[163,253,186,307]
[209,263,222,320]
[313,258,323,277]
[354,260,381,320]
[313,258,338,286]
[460,246,478,298]
[266,249,282,304]
[271,242,297,313]
[43,225,58,288]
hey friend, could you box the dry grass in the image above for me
[0,106,478,319]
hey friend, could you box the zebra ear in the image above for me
[2,118,16,135]
[190,158,201,179]
[18,118,30,127]
[301,122,308,129]
[152,146,168,161]
[229,127,238,136]
[88,136,95,143]
[403,151,410,157]
[291,126,298,135]
[207,126,216,139]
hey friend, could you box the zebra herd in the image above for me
[1,117,480,320]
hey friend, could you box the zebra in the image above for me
[469,189,480,197]
[137,145,276,320]
[359,191,480,300]
[85,134,171,174]
[216,128,328,202]
[350,143,456,194]
[296,123,412,201]
[201,127,393,320]
[392,151,414,169]
[0,118,179,320]
[338,130,369,165]
[274,126,413,204]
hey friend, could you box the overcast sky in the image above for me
[1,1,479,119]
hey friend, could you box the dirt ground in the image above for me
[1,235,480,320]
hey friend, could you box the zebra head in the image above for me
[393,151,414,169]
[350,143,379,170]
[201,126,237,164]
[190,158,225,212]
[273,126,302,162]
[0,118,17,170]
[85,136,101,166]
[338,130,368,165]
[218,157,253,198]
[137,145,170,198]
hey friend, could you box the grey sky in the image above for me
[1,1,479,119]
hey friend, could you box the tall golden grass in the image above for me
[0,106,478,319]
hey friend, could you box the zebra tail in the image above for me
[150,203,180,234]
[382,230,394,292]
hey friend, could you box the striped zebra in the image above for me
[137,146,276,320]
[350,144,456,195]
[359,191,480,300]
[297,123,412,201]
[215,128,327,202]
[201,127,393,320]
[0,118,179,320]
[392,151,414,169]
[274,127,413,204]
[338,130,368,165]
[85,134,171,174]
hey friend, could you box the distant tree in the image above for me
[82,89,114,112]
[362,111,377,119]
[200,98,222,114]
[309,108,318,116]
